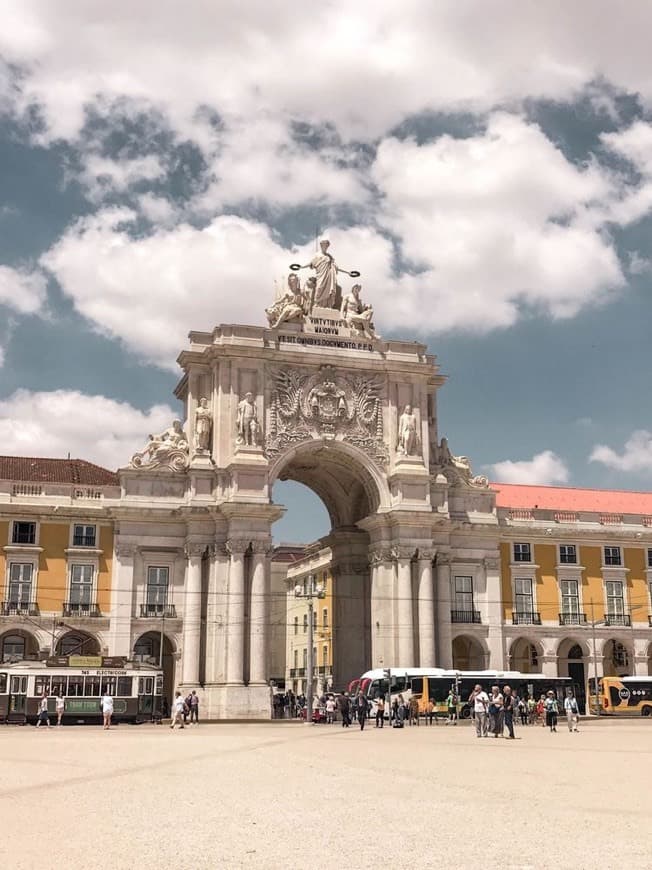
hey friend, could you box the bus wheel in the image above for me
[460,706,471,720]
[642,706,652,717]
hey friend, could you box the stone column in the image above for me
[484,555,505,669]
[109,543,136,657]
[182,543,205,685]
[204,544,229,684]
[249,541,271,685]
[436,554,453,668]
[225,538,249,684]
[417,549,436,667]
[394,546,415,666]
[369,548,394,667]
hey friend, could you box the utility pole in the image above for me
[294,574,325,724]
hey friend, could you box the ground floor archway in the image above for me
[509,637,542,673]
[452,634,486,670]
[133,631,176,705]
[55,631,100,657]
[0,629,39,662]
[602,638,631,677]
[557,638,588,713]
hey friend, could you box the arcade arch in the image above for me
[133,631,177,703]
[1,629,39,662]
[451,634,487,670]
[556,638,588,712]
[602,638,632,677]
[509,637,542,673]
[55,631,100,657]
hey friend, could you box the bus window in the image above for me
[391,677,407,694]
[118,676,133,696]
[0,672,6,694]
[34,675,51,696]
[68,676,84,696]
[410,677,424,696]
[84,676,101,696]
[427,678,449,702]
[51,676,67,696]
[101,676,117,696]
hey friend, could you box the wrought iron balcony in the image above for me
[604,613,631,627]
[558,613,587,626]
[62,602,101,617]
[1,600,39,616]
[512,611,541,625]
[451,609,481,624]
[139,603,177,618]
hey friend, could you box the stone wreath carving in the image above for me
[265,365,388,467]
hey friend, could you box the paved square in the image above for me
[0,720,650,869]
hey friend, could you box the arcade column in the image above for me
[181,543,205,685]
[369,548,394,667]
[393,546,415,666]
[417,549,436,667]
[249,541,272,685]
[225,538,249,684]
[436,554,453,668]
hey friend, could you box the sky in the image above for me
[1,2,652,543]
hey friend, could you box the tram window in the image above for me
[118,677,132,696]
[0,673,6,693]
[101,676,117,695]
[84,676,101,696]
[34,676,51,696]
[51,676,67,696]
[68,676,84,696]
[155,674,163,695]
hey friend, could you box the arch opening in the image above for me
[133,631,176,704]
[1,630,39,662]
[602,638,631,677]
[509,637,542,674]
[55,631,100,657]
[452,635,487,670]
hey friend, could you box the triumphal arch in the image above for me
[115,243,500,718]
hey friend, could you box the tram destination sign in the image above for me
[46,655,127,669]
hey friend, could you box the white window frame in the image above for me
[4,556,40,608]
[513,542,532,563]
[605,579,626,617]
[558,544,577,565]
[9,520,39,547]
[70,523,97,548]
[6,562,35,606]
[603,545,622,567]
[145,565,170,611]
[514,576,535,616]
[68,563,96,608]
[453,575,474,613]
[559,578,581,617]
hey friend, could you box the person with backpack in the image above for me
[446,688,458,725]
[564,692,580,732]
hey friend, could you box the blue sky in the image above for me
[1,3,652,543]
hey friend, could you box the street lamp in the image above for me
[294,574,325,724]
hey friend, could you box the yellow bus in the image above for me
[599,677,652,716]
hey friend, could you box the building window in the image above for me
[12,522,36,545]
[7,563,34,606]
[312,610,317,630]
[454,576,473,612]
[303,614,308,633]
[514,578,534,614]
[69,565,94,607]
[604,546,622,567]
[145,567,169,615]
[73,524,96,547]
[302,648,307,669]
[513,543,531,562]
[293,649,298,669]
[294,616,298,635]
[560,579,579,616]
[322,645,328,666]
[647,548,652,569]
[322,609,328,630]
[559,545,577,564]
[606,580,625,616]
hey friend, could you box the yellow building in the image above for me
[285,543,333,696]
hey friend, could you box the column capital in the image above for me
[115,543,137,559]
[226,538,250,555]
[417,548,436,563]
[369,547,393,565]
[483,555,500,571]
[251,540,273,556]
[391,545,416,561]
[435,552,452,567]
[184,542,208,559]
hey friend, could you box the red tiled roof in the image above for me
[492,482,652,515]
[0,456,118,486]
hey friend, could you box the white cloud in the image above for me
[489,450,570,485]
[0,265,48,314]
[79,153,166,201]
[0,389,176,469]
[590,430,652,472]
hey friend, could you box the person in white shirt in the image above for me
[470,684,489,737]
[55,693,65,727]
[564,693,580,732]
[170,691,186,730]
[36,692,51,729]
[489,685,504,738]
[101,691,114,730]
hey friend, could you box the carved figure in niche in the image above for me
[237,392,260,446]
[341,284,376,339]
[265,274,307,328]
[397,404,418,456]
[194,397,212,453]
[130,420,189,471]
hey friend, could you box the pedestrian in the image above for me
[518,696,528,726]
[326,695,336,724]
[544,690,559,732]
[55,691,65,727]
[101,689,114,730]
[36,692,51,729]
[470,684,489,737]
[446,688,458,725]
[356,691,369,730]
[183,692,192,725]
[189,690,199,725]
[170,691,186,729]
[337,692,351,727]
[564,692,580,732]
[375,695,385,728]
[503,685,515,739]
[536,694,546,726]
[408,695,420,726]
[427,697,435,726]
[488,685,504,738]
[527,696,536,725]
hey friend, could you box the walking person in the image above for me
[55,691,65,727]
[188,690,199,724]
[36,692,51,729]
[170,691,186,729]
[545,690,559,732]
[488,685,504,738]
[427,697,435,726]
[564,692,580,732]
[183,692,192,725]
[375,695,385,728]
[470,684,489,737]
[326,695,336,724]
[337,692,350,727]
[356,691,370,731]
[503,685,515,739]
[446,688,458,725]
[101,689,114,730]
[518,696,528,726]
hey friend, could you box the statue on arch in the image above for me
[341,284,376,339]
[397,405,418,456]
[265,273,308,328]
[237,392,261,446]
[130,419,189,471]
[193,397,212,454]
[290,239,359,310]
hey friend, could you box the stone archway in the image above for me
[602,638,631,676]
[55,631,100,657]
[557,638,589,713]
[452,634,487,670]
[133,631,177,703]
[509,637,542,673]
[0,629,39,662]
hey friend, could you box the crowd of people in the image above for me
[468,684,580,737]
